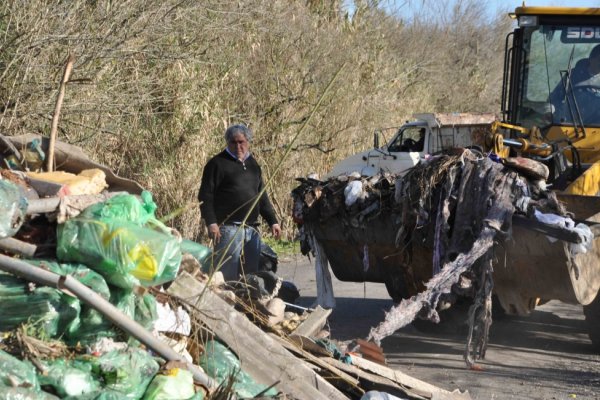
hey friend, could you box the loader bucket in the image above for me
[493,193,600,315]
[309,215,441,303]
[310,193,600,314]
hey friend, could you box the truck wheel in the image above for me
[583,293,600,351]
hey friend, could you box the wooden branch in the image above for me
[292,142,336,154]
[47,54,75,172]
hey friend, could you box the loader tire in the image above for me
[384,274,408,304]
[583,293,600,351]
[491,294,508,320]
[412,299,470,335]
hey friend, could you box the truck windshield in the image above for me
[516,25,600,128]
[387,127,425,152]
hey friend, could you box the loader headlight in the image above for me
[518,15,539,27]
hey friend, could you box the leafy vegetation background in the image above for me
[0,0,511,241]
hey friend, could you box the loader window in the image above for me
[516,25,600,128]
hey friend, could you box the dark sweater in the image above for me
[198,150,278,227]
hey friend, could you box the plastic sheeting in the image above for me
[307,232,336,309]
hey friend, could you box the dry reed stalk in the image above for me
[47,54,75,172]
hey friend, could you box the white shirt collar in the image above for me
[225,147,250,162]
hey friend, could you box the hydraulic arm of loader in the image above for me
[485,121,553,158]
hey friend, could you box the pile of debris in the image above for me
[0,134,471,399]
[292,149,594,367]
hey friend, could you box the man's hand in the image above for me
[271,223,282,240]
[208,223,221,243]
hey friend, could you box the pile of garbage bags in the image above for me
[0,135,280,399]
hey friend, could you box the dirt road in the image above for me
[278,255,600,400]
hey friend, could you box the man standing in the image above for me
[198,124,281,281]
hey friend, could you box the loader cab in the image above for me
[504,7,600,163]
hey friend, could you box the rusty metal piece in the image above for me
[355,339,387,366]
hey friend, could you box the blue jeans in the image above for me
[213,224,261,281]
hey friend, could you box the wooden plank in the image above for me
[270,333,364,399]
[293,305,332,337]
[167,272,348,400]
[321,356,430,400]
[350,356,472,400]
[288,334,333,357]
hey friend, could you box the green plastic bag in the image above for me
[57,219,181,289]
[0,180,28,238]
[180,239,212,272]
[57,191,181,289]
[38,359,100,398]
[111,289,158,331]
[0,273,80,338]
[72,307,118,345]
[13,261,157,345]
[81,192,159,228]
[27,261,116,345]
[63,391,122,400]
[67,289,157,346]
[30,260,111,300]
[0,350,40,391]
[134,292,158,330]
[199,340,278,398]
[0,388,59,400]
[90,348,160,399]
[142,368,196,400]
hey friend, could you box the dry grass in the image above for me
[0,0,511,242]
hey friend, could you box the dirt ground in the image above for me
[278,255,600,400]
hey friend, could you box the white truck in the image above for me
[327,112,496,178]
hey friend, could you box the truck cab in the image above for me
[326,113,496,178]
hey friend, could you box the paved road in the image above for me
[278,255,600,400]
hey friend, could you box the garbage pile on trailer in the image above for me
[0,134,472,400]
[292,148,594,367]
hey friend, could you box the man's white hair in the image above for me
[225,124,253,143]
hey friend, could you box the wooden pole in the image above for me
[47,54,74,172]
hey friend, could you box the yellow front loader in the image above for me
[482,5,600,348]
